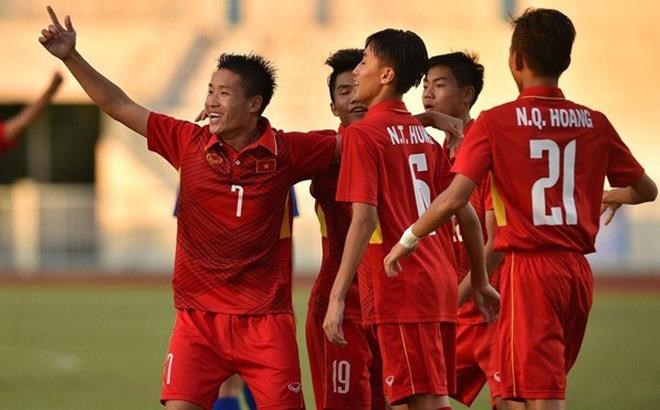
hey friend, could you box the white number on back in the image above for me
[530,139,577,226]
[408,153,432,217]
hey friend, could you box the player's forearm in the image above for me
[62,50,148,135]
[455,204,488,288]
[605,174,657,205]
[329,207,378,302]
[3,82,59,142]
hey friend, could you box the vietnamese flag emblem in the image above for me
[256,159,277,173]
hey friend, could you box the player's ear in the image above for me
[380,66,395,86]
[330,101,340,118]
[513,50,525,72]
[462,86,475,106]
[247,95,263,114]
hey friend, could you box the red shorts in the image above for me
[375,322,455,405]
[497,252,593,400]
[452,322,499,407]
[161,310,304,410]
[305,311,385,410]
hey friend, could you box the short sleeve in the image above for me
[286,130,337,180]
[451,113,493,185]
[0,121,9,154]
[605,120,645,188]
[147,112,201,169]
[336,126,379,206]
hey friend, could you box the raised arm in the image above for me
[3,72,62,143]
[38,6,149,136]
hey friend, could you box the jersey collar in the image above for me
[204,117,278,156]
[365,99,409,119]
[517,86,565,101]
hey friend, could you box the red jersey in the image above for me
[308,125,362,321]
[0,121,14,154]
[336,100,457,325]
[147,112,337,314]
[453,86,645,254]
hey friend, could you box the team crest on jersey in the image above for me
[287,382,302,393]
[385,375,395,387]
[206,152,223,165]
[256,158,277,173]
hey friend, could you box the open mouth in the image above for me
[208,113,222,123]
[350,106,367,114]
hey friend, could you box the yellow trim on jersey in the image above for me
[280,193,292,238]
[491,180,507,227]
[315,203,328,238]
[369,223,383,244]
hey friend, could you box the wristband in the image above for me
[399,226,421,249]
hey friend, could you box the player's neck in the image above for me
[365,87,403,109]
[520,75,559,90]
[221,118,262,153]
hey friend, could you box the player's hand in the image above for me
[323,299,347,346]
[49,72,64,92]
[600,190,622,226]
[383,243,415,277]
[472,283,500,323]
[414,111,463,140]
[39,6,76,61]
[195,108,208,122]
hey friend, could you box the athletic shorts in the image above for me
[305,311,385,409]
[375,322,455,405]
[161,309,304,410]
[452,322,499,407]
[497,251,593,400]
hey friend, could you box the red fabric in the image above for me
[305,311,385,410]
[308,126,362,321]
[0,121,19,154]
[452,86,645,254]
[451,322,500,406]
[336,100,457,325]
[147,112,336,314]
[497,252,593,400]
[161,310,304,409]
[376,322,456,405]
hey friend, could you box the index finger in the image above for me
[47,6,64,29]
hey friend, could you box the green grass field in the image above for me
[1,284,659,409]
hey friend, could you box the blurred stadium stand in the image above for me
[0,0,659,275]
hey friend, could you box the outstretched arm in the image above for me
[3,72,63,143]
[38,6,149,136]
[384,174,476,276]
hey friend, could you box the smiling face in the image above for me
[331,70,367,126]
[422,65,467,118]
[205,69,262,138]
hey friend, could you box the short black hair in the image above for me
[511,8,576,77]
[427,52,485,107]
[365,29,428,94]
[216,53,277,115]
[325,48,363,103]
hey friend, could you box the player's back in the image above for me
[337,100,457,324]
[469,86,643,253]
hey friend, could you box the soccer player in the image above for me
[385,8,657,410]
[39,7,338,410]
[305,48,386,410]
[423,52,504,409]
[323,29,499,410]
[0,72,63,154]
